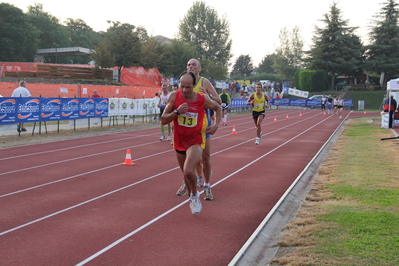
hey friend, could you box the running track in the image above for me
[0,109,378,266]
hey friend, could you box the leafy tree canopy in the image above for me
[178,1,232,68]
[0,3,39,61]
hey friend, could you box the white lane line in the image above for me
[0,166,180,237]
[75,115,331,265]
[0,132,159,161]
[0,140,161,176]
[0,113,331,238]
[0,113,323,197]
[0,149,172,198]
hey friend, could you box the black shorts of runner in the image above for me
[221,103,229,110]
[175,149,186,155]
[159,105,166,118]
[252,110,265,120]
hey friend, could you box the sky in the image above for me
[4,0,385,66]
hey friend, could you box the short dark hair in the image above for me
[179,71,196,85]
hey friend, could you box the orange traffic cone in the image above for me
[121,149,135,165]
[273,117,278,123]
[323,112,326,116]
[363,110,367,115]
[285,114,289,120]
[299,113,303,117]
[231,126,237,135]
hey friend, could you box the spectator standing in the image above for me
[91,90,101,98]
[12,81,31,132]
[384,95,397,128]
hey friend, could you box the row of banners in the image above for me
[0,97,353,125]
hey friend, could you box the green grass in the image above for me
[310,90,386,110]
[309,118,399,265]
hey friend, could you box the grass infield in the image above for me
[271,117,399,266]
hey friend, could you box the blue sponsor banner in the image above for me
[273,99,290,106]
[95,98,109,117]
[0,98,17,124]
[61,98,80,120]
[306,99,321,107]
[79,98,96,118]
[17,98,41,123]
[41,98,62,121]
[343,99,352,107]
[0,97,110,125]
[231,98,247,108]
[289,99,307,106]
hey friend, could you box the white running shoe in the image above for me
[189,192,202,215]
[339,115,342,119]
[167,135,172,141]
[255,137,260,145]
[159,135,165,141]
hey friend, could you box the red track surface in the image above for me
[0,109,379,266]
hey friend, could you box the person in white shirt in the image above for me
[12,81,31,132]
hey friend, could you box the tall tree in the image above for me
[91,40,115,79]
[140,38,165,69]
[273,26,304,81]
[257,54,277,74]
[364,0,399,85]
[64,18,102,49]
[0,3,39,62]
[105,21,142,81]
[27,3,70,49]
[307,2,364,89]
[231,55,253,78]
[161,39,198,77]
[178,1,232,67]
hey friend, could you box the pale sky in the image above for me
[4,0,384,66]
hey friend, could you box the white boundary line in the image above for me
[75,116,332,265]
[0,113,321,197]
[228,114,349,265]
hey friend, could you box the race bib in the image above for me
[177,112,198,127]
[254,104,263,111]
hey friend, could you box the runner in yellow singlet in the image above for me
[246,82,269,145]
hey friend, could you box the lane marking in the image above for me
[75,115,332,265]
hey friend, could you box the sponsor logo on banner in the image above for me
[0,98,17,123]
[17,98,40,123]
[41,99,61,120]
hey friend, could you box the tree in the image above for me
[364,0,399,85]
[64,18,102,49]
[273,26,304,81]
[200,59,228,80]
[257,54,277,74]
[0,3,39,62]
[27,3,70,49]
[178,1,232,67]
[231,55,253,78]
[140,38,165,69]
[307,2,364,89]
[91,40,115,79]
[161,39,198,77]
[105,21,142,81]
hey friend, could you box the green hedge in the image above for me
[299,70,326,92]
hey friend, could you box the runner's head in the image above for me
[179,71,196,96]
[187,59,201,76]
